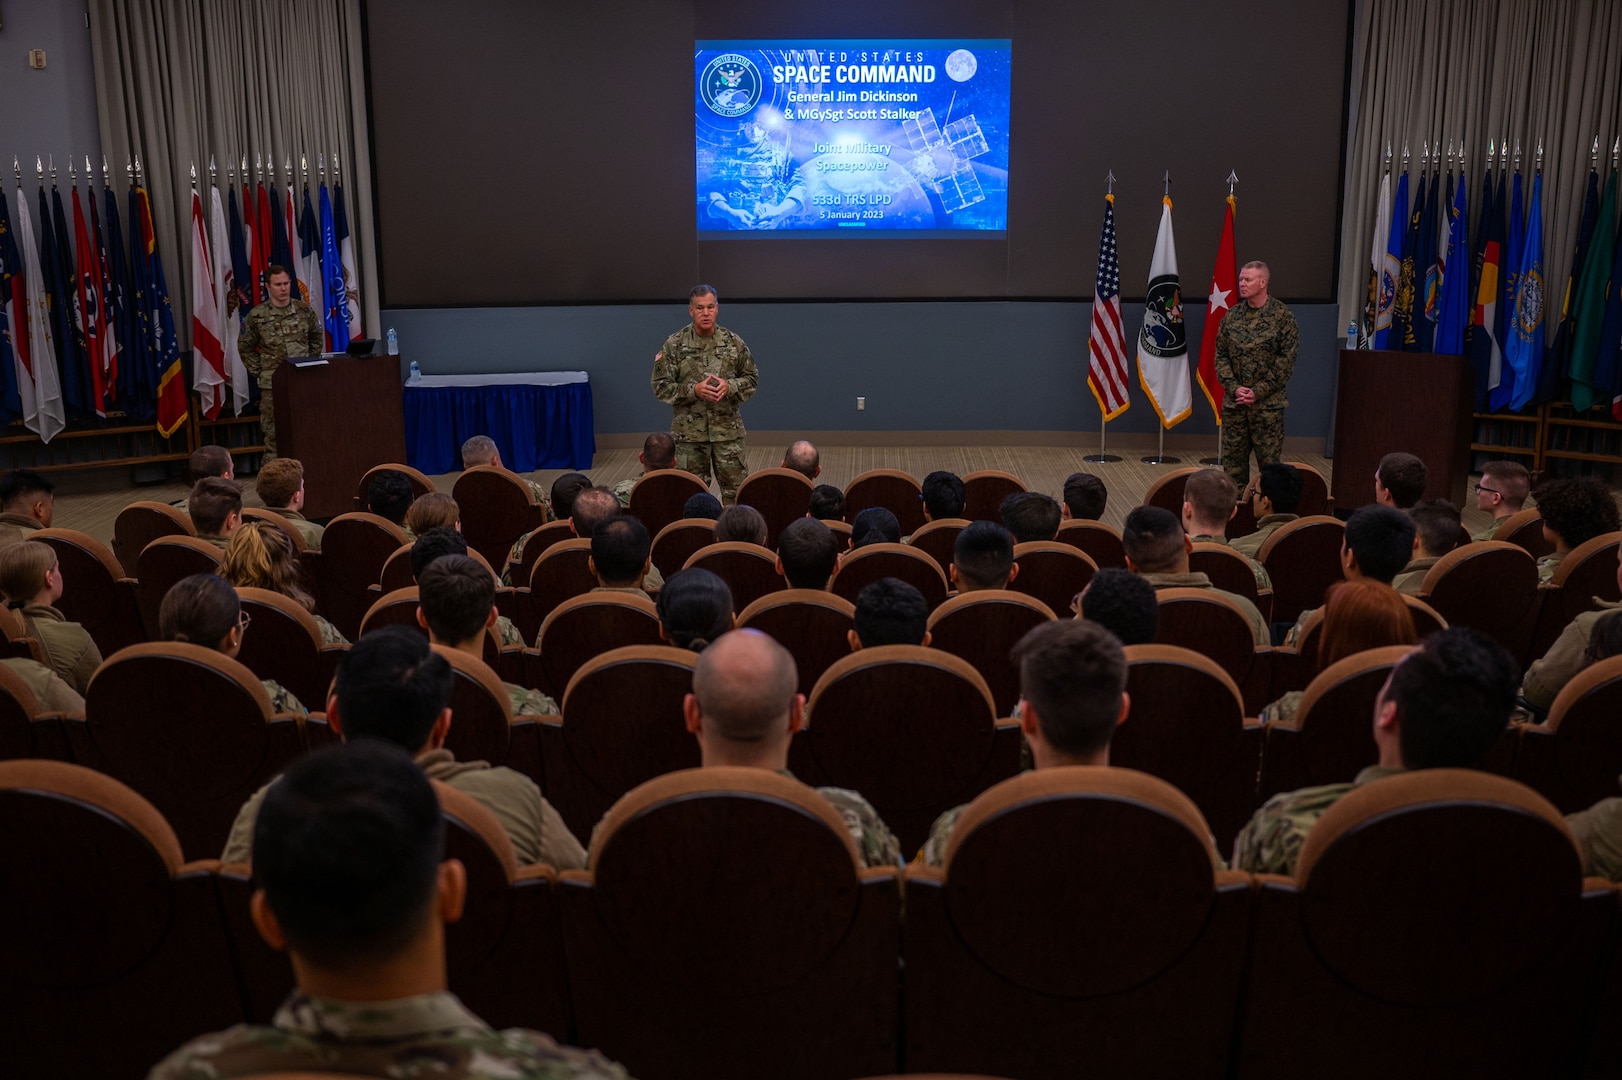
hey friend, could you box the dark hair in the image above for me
[187,445,234,486]
[1079,567,1159,646]
[0,469,54,512]
[1343,505,1418,584]
[264,263,291,283]
[951,520,1015,590]
[782,440,819,480]
[1386,627,1518,769]
[777,517,840,589]
[1062,472,1108,520]
[921,471,966,519]
[1121,505,1185,573]
[253,741,442,968]
[591,515,651,585]
[367,470,414,526]
[158,572,239,647]
[655,568,733,652]
[1183,469,1238,526]
[410,526,469,581]
[1585,610,1622,665]
[851,507,900,547]
[550,472,593,520]
[189,476,244,536]
[337,626,453,750]
[1013,619,1127,755]
[416,554,492,644]
[570,487,620,538]
[1256,462,1304,515]
[689,284,718,302]
[1409,498,1462,559]
[254,457,303,509]
[1000,491,1061,543]
[642,431,676,470]
[852,577,928,646]
[808,484,846,521]
[683,492,724,521]
[714,504,768,546]
[1480,460,1531,508]
[1377,452,1428,508]
[1536,476,1620,550]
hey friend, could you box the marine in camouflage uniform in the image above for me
[148,990,630,1079]
[1568,789,1622,881]
[1189,532,1273,592]
[652,290,758,504]
[1232,764,1404,874]
[507,681,559,717]
[262,678,307,717]
[793,771,903,868]
[237,270,323,460]
[613,476,636,508]
[1230,512,1298,558]
[1215,279,1299,490]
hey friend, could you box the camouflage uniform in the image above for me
[1260,689,1304,727]
[275,508,325,550]
[496,614,526,648]
[507,681,559,716]
[1474,518,1511,542]
[0,512,44,553]
[1230,512,1298,558]
[197,532,233,552]
[1232,764,1404,874]
[1522,603,1622,713]
[237,298,323,459]
[1568,791,1622,881]
[1538,551,1564,584]
[262,678,307,717]
[613,477,636,508]
[313,614,349,646]
[651,323,758,503]
[1139,570,1270,646]
[148,990,629,1079]
[19,602,102,696]
[1215,296,1299,489]
[1390,555,1440,596]
[0,656,83,713]
[1190,533,1273,592]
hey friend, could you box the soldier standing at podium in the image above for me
[239,264,323,460]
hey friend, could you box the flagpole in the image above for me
[1084,169,1122,463]
[1142,170,1180,465]
[1199,170,1239,466]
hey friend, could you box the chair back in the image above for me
[1259,645,1409,800]
[510,519,576,584]
[379,542,499,592]
[907,518,970,575]
[1257,515,1346,624]
[628,469,711,536]
[735,467,815,547]
[113,500,194,569]
[1191,541,1274,623]
[432,644,528,768]
[1527,531,1622,664]
[234,587,343,710]
[1418,541,1540,660]
[312,512,409,641]
[1490,507,1555,557]
[134,535,223,640]
[1010,541,1098,617]
[452,466,548,571]
[1292,462,1334,517]
[1153,587,1268,709]
[844,468,926,536]
[355,462,434,512]
[1142,467,1201,517]
[650,518,717,579]
[533,592,663,701]
[1514,655,1622,813]
[961,469,1027,522]
[684,541,786,610]
[927,591,1055,715]
[0,662,67,762]
[33,527,146,655]
[241,507,307,553]
[528,538,598,623]
[737,590,857,698]
[1055,519,1127,568]
[830,542,950,611]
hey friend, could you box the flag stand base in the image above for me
[1085,418,1122,463]
[1141,428,1178,465]
[1084,454,1123,463]
[1197,431,1222,466]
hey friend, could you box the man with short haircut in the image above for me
[613,431,678,506]
[1000,491,1062,543]
[1472,460,1531,541]
[411,528,525,648]
[1234,627,1519,875]
[1374,451,1428,509]
[950,520,1018,593]
[418,555,558,716]
[505,472,594,583]
[684,492,724,520]
[808,484,846,522]
[920,471,966,522]
[849,577,931,649]
[571,487,663,596]
[255,457,323,549]
[922,620,1134,865]
[1284,504,1417,646]
[1215,260,1299,489]
[651,284,758,504]
[461,433,552,512]
[190,476,245,549]
[0,469,54,550]
[683,628,901,867]
[1182,467,1272,592]
[172,445,234,513]
[1392,499,1461,595]
[237,264,322,460]
[713,504,768,546]
[1077,567,1160,646]
[851,507,901,548]
[368,471,416,537]
[1061,472,1108,521]
[220,626,583,870]
[590,516,653,594]
[777,517,841,589]
[1232,462,1303,558]
[156,742,623,1078]
[781,439,821,481]
[1121,505,1268,645]
[1534,475,1622,582]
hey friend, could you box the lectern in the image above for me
[1330,349,1473,512]
[272,355,407,519]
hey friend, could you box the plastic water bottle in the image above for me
[386,327,399,356]
[407,360,421,385]
[1346,322,1358,350]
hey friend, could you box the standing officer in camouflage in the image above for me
[238,264,323,460]
[1215,261,1300,489]
[651,285,757,504]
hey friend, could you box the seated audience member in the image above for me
[589,516,653,595]
[573,486,663,595]
[921,619,1145,865]
[172,445,233,513]
[1534,475,1621,582]
[949,520,1018,593]
[221,521,348,645]
[1563,625,1622,877]
[656,568,734,652]
[1121,506,1268,646]
[683,628,901,867]
[1061,471,1108,521]
[1234,627,1517,875]
[418,555,557,716]
[0,469,54,550]
[808,484,846,522]
[1076,566,1159,645]
[1521,545,1622,718]
[405,492,460,538]
[1472,460,1532,540]
[1262,579,1417,726]
[1182,468,1272,591]
[462,433,552,511]
[220,626,584,869]
[1232,462,1304,557]
[254,457,324,549]
[713,504,769,546]
[851,507,901,548]
[781,439,821,481]
[0,654,83,712]
[368,470,416,536]
[411,527,524,648]
[1284,504,1417,647]
[613,431,677,506]
[503,471,595,584]
[159,573,305,715]
[154,742,619,1078]
[190,476,245,550]
[1000,491,1062,543]
[920,470,966,522]
[1374,451,1428,509]
[777,516,841,590]
[684,492,724,521]
[0,539,101,695]
[1392,499,1461,595]
[849,577,930,649]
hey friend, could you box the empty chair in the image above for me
[33,527,145,656]
[561,768,900,1080]
[452,466,548,572]
[1515,655,1622,813]
[1258,515,1346,625]
[355,462,434,512]
[1055,518,1127,568]
[628,469,711,536]
[737,590,857,699]
[927,591,1055,715]
[830,543,950,611]
[908,518,971,575]
[1236,770,1616,1079]
[792,646,1020,854]
[1154,588,1272,715]
[904,768,1251,1080]
[112,500,194,570]
[650,518,717,580]
[1291,462,1333,517]
[1191,542,1274,623]
[1142,466,1201,517]
[1416,541,1540,661]
[684,541,785,610]
[0,761,245,1078]
[735,467,815,547]
[961,469,1027,522]
[1010,541,1098,618]
[531,592,663,701]
[844,469,926,537]
[312,513,410,641]
[1489,507,1555,557]
[134,536,223,640]
[1259,645,1409,800]
[0,661,70,762]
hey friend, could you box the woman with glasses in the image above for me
[157,572,307,716]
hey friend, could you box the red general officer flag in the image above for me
[1198,194,1236,421]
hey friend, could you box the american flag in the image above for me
[1088,194,1130,419]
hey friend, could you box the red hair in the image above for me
[1319,579,1417,669]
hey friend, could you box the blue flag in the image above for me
[1492,171,1525,410]
[41,187,91,418]
[268,182,295,275]
[1434,172,1471,355]
[1410,172,1440,352]
[1507,173,1546,411]
[0,190,26,423]
[120,186,155,420]
[1374,171,1408,350]
[319,182,349,351]
[227,187,251,326]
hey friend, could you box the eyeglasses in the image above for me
[237,610,253,633]
[1474,482,1502,497]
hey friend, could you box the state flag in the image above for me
[1433,171,1471,355]
[212,186,250,416]
[1373,171,1408,350]
[190,187,227,419]
[1465,169,1505,410]
[335,181,361,338]
[72,185,113,416]
[1506,173,1546,412]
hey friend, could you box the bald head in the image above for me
[570,487,621,538]
[691,629,799,743]
[782,440,820,480]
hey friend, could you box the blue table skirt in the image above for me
[404,382,595,474]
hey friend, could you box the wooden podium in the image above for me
[273,355,407,519]
[1330,349,1473,512]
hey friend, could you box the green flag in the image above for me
[1568,172,1618,411]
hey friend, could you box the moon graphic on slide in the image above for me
[944,49,977,82]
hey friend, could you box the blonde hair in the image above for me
[405,492,460,536]
[220,521,316,612]
[0,540,55,609]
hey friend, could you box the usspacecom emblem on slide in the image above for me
[700,53,762,117]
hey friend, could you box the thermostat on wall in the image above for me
[28,49,47,70]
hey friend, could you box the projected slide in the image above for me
[695,40,1011,237]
